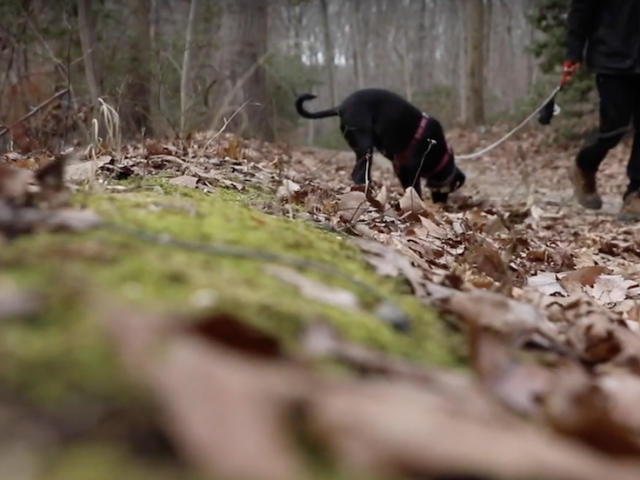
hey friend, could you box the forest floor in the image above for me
[2,121,640,480]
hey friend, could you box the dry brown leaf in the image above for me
[144,140,168,156]
[467,244,506,281]
[561,266,609,287]
[565,314,624,364]
[169,175,199,188]
[351,237,425,294]
[543,363,640,457]
[276,179,301,199]
[418,215,447,238]
[64,156,112,183]
[573,249,598,268]
[100,306,309,480]
[307,377,640,480]
[443,289,559,338]
[375,184,388,208]
[472,329,552,419]
[0,164,33,202]
[264,265,361,311]
[588,275,637,305]
[337,191,369,223]
[398,187,428,216]
[527,272,567,296]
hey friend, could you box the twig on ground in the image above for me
[202,99,253,150]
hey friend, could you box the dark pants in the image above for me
[576,74,640,194]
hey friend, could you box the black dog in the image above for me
[295,88,466,203]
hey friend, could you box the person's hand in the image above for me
[563,60,581,74]
[561,61,581,86]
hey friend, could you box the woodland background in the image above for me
[0,0,592,153]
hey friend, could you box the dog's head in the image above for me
[428,166,466,204]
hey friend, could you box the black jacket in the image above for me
[566,0,640,73]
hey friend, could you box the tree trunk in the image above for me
[121,0,152,137]
[76,0,103,135]
[318,0,336,106]
[217,0,272,141]
[351,0,364,89]
[180,0,199,136]
[463,0,486,125]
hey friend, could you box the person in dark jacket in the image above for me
[565,0,640,221]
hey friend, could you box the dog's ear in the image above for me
[351,158,368,185]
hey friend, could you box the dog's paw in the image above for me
[430,191,449,204]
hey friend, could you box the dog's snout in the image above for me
[452,168,466,192]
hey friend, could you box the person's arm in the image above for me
[565,0,598,63]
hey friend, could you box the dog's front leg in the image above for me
[350,146,374,186]
[397,167,422,199]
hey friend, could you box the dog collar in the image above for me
[430,145,453,177]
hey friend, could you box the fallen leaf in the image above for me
[100,305,309,480]
[472,329,552,419]
[527,272,567,296]
[307,376,640,480]
[588,275,637,305]
[0,164,33,202]
[442,289,559,339]
[265,265,361,311]
[418,215,447,238]
[276,179,301,199]
[169,175,199,188]
[64,156,111,183]
[337,191,369,223]
[398,187,428,216]
[351,238,425,295]
[543,363,640,457]
[375,185,388,208]
[561,266,609,288]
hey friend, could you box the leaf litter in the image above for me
[5,128,640,478]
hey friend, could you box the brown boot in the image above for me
[618,190,640,222]
[570,164,603,210]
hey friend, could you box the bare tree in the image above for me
[121,0,152,135]
[318,0,336,105]
[180,0,199,136]
[462,0,486,125]
[218,0,273,141]
[351,0,364,89]
[77,0,102,129]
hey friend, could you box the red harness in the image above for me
[393,114,452,177]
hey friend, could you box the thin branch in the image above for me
[0,88,69,139]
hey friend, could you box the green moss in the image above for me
[0,182,466,479]
[43,443,200,480]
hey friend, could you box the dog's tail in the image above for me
[295,93,339,119]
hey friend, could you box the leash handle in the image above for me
[560,61,579,88]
